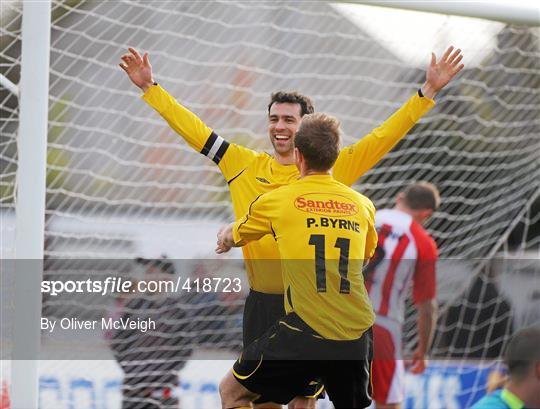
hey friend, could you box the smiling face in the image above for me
[268,102,302,156]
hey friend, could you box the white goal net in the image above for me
[1,1,539,408]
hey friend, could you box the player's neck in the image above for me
[301,169,331,178]
[273,151,295,166]
[395,203,412,215]
[505,381,532,408]
[395,204,423,224]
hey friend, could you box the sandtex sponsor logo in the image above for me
[294,193,358,216]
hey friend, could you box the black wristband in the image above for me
[418,88,424,98]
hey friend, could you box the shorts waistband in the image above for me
[248,289,284,300]
[283,313,372,345]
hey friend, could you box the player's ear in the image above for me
[420,208,433,223]
[294,147,301,163]
[396,192,405,206]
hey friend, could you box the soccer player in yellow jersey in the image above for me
[216,112,377,408]
[119,46,464,408]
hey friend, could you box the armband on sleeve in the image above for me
[201,132,230,165]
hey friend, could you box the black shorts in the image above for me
[234,313,373,408]
[242,290,324,402]
[242,289,285,346]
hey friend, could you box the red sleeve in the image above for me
[410,221,437,304]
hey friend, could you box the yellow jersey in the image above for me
[143,85,434,293]
[232,174,377,340]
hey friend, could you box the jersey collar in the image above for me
[270,157,297,175]
[302,174,333,179]
[501,389,524,409]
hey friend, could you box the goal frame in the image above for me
[338,1,540,27]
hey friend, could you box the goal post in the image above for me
[11,1,51,408]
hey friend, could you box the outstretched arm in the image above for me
[119,48,216,153]
[119,48,257,181]
[333,46,464,187]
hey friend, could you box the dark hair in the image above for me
[294,113,340,172]
[402,182,440,211]
[505,325,540,380]
[268,91,314,117]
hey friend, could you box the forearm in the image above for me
[371,90,435,141]
[333,91,435,186]
[417,300,437,354]
[142,85,214,152]
[421,82,437,100]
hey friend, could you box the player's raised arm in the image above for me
[119,47,216,154]
[332,46,464,187]
[119,48,257,181]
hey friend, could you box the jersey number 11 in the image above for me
[309,234,350,294]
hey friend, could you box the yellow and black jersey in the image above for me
[232,174,377,340]
[143,84,434,294]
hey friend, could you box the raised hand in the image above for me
[422,46,464,99]
[119,47,155,93]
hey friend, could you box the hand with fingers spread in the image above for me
[422,45,465,99]
[119,47,155,93]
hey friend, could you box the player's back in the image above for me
[267,174,377,340]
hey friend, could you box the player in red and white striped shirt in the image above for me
[365,182,439,408]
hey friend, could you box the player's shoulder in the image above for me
[410,220,434,242]
[257,180,293,202]
[250,150,274,162]
[471,390,508,409]
[227,143,268,160]
[410,219,438,254]
[352,189,374,205]
[377,208,411,222]
[344,186,375,212]
[328,178,374,208]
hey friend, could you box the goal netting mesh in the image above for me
[1,1,539,408]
